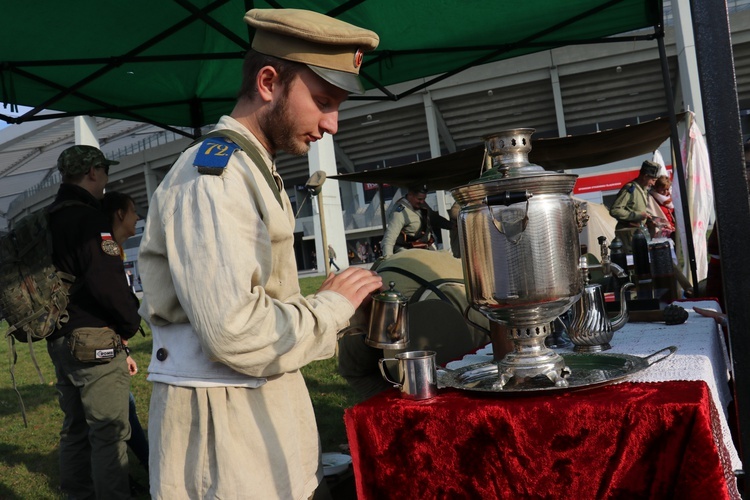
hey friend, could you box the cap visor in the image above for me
[308,65,364,94]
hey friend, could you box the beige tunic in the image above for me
[381,197,428,257]
[138,116,354,499]
[609,180,657,253]
[609,180,654,228]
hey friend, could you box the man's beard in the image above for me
[260,91,309,156]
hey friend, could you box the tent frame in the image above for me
[1,0,659,137]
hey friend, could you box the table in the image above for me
[345,300,741,499]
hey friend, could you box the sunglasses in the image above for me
[96,164,110,176]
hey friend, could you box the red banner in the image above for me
[364,182,390,190]
[574,166,672,194]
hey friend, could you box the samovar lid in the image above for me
[373,281,407,303]
[451,127,577,204]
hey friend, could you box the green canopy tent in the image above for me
[0,0,663,136]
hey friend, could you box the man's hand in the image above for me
[126,355,138,376]
[694,306,729,327]
[318,267,382,309]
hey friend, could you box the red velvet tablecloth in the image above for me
[345,380,737,499]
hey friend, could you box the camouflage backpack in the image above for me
[0,202,80,425]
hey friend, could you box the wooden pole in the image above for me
[317,192,330,275]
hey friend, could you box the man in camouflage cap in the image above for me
[46,144,142,499]
[139,8,382,499]
[57,144,119,179]
[609,160,661,252]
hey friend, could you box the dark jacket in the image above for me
[47,183,141,341]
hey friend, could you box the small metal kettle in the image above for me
[566,257,634,352]
[366,281,409,349]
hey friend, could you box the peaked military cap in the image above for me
[244,8,379,94]
[640,160,660,178]
[57,145,119,176]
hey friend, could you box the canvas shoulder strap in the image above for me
[195,129,283,208]
[375,266,457,305]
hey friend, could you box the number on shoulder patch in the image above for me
[194,137,240,175]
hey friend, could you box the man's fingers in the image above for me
[316,268,382,308]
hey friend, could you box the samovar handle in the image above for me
[484,191,532,243]
[574,201,590,233]
[485,191,531,207]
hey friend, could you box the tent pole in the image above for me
[691,0,750,480]
[656,34,699,289]
[316,193,330,276]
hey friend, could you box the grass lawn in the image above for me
[0,274,361,498]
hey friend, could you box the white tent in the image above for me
[577,198,617,258]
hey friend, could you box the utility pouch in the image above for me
[67,328,121,364]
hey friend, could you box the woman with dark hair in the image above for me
[101,191,150,486]
[101,191,139,256]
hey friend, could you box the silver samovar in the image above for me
[451,129,587,389]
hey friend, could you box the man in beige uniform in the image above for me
[381,185,454,257]
[138,9,381,499]
[609,160,659,252]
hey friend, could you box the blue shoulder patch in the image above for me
[395,205,405,212]
[193,137,240,175]
[626,184,635,193]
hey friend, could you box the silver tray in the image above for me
[437,346,676,393]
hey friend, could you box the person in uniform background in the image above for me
[46,146,143,500]
[338,249,489,401]
[381,185,454,257]
[609,160,660,252]
[137,9,381,499]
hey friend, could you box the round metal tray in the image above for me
[437,346,676,393]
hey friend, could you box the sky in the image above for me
[0,104,33,130]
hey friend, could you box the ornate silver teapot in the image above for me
[566,257,634,352]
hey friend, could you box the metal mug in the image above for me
[378,350,437,400]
